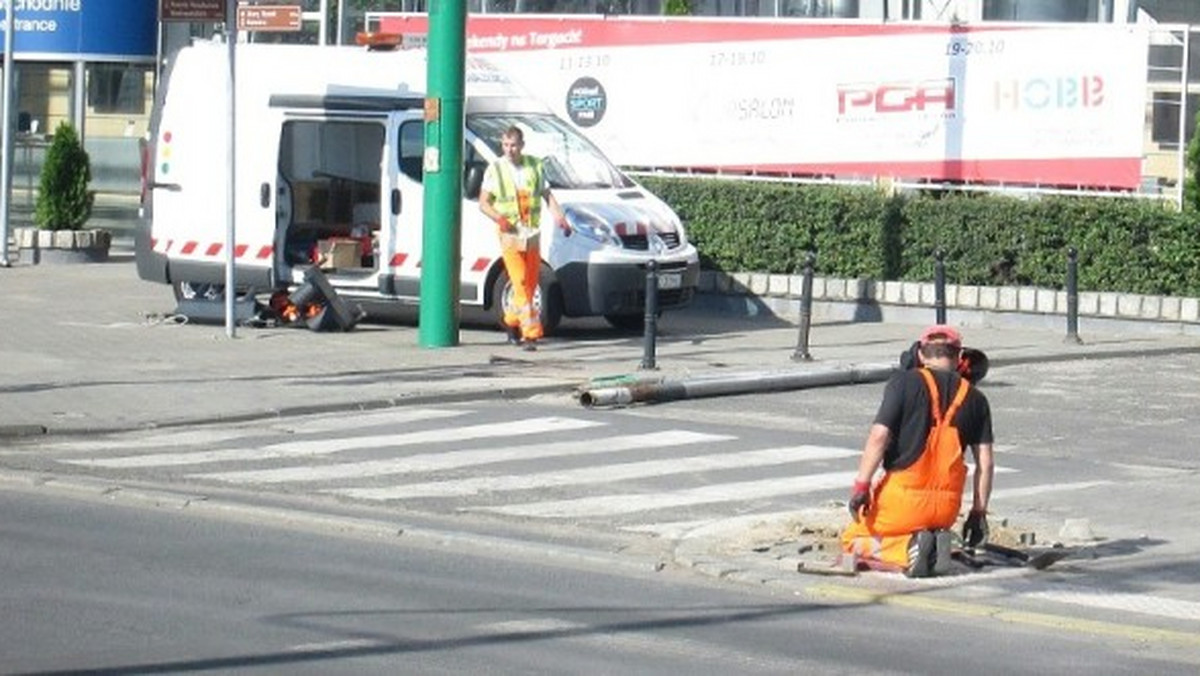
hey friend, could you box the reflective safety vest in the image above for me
[492,156,543,230]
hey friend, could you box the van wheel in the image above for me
[604,313,647,332]
[492,264,562,335]
[173,281,224,302]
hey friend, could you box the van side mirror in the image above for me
[464,163,484,200]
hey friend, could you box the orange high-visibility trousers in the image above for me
[500,240,543,341]
[841,370,970,571]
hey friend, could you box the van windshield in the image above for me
[469,114,634,190]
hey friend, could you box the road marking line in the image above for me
[808,583,1200,647]
[268,408,475,434]
[37,429,252,453]
[479,472,855,518]
[473,617,815,669]
[1021,589,1200,622]
[65,414,592,469]
[32,409,468,455]
[200,430,731,485]
[331,444,856,500]
[993,480,1112,499]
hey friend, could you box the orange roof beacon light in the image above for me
[356,32,404,51]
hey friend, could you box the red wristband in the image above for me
[852,480,870,494]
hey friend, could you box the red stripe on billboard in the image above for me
[374,15,1022,52]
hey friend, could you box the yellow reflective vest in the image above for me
[490,156,544,229]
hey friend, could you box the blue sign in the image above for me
[1,0,158,60]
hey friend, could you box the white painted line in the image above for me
[993,480,1112,499]
[66,414,588,469]
[474,617,813,669]
[286,638,387,653]
[332,444,856,500]
[269,408,474,434]
[202,430,730,485]
[476,618,584,634]
[1021,589,1200,622]
[38,429,252,453]
[480,471,854,518]
[622,519,713,539]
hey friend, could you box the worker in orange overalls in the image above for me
[479,125,572,351]
[841,325,995,577]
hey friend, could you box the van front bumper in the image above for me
[555,254,700,318]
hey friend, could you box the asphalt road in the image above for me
[3,485,1194,675]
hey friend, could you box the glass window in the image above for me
[87,64,149,115]
[470,113,633,189]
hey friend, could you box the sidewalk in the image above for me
[4,252,1200,435]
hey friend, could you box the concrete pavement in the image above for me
[5,252,1200,435]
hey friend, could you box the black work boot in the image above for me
[906,530,935,578]
[932,529,953,576]
[505,325,521,345]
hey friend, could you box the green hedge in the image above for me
[639,176,1200,297]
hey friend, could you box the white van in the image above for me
[136,40,700,332]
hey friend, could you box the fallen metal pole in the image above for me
[578,363,897,408]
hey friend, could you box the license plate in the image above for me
[658,272,682,290]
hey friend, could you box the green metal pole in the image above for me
[418,0,466,348]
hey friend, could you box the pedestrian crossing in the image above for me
[21,404,1037,533]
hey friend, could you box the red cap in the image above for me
[919,324,963,348]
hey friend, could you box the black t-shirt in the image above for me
[873,367,994,471]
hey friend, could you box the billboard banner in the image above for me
[374,14,1150,190]
[1,0,158,60]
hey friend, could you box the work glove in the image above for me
[848,480,871,522]
[496,216,515,233]
[962,509,989,548]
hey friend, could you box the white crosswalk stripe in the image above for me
[329,444,856,501]
[480,472,855,518]
[194,430,733,484]
[64,414,591,469]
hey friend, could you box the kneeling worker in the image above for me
[841,325,995,577]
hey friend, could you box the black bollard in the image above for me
[791,252,816,362]
[934,248,947,325]
[1065,246,1083,344]
[640,259,659,370]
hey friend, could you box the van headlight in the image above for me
[566,210,619,247]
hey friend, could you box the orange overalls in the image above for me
[841,369,971,571]
[492,156,545,341]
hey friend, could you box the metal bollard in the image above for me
[640,259,659,370]
[1065,246,1083,344]
[934,248,947,325]
[791,252,816,362]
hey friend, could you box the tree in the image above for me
[1185,109,1200,212]
[34,121,94,231]
[664,0,692,15]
